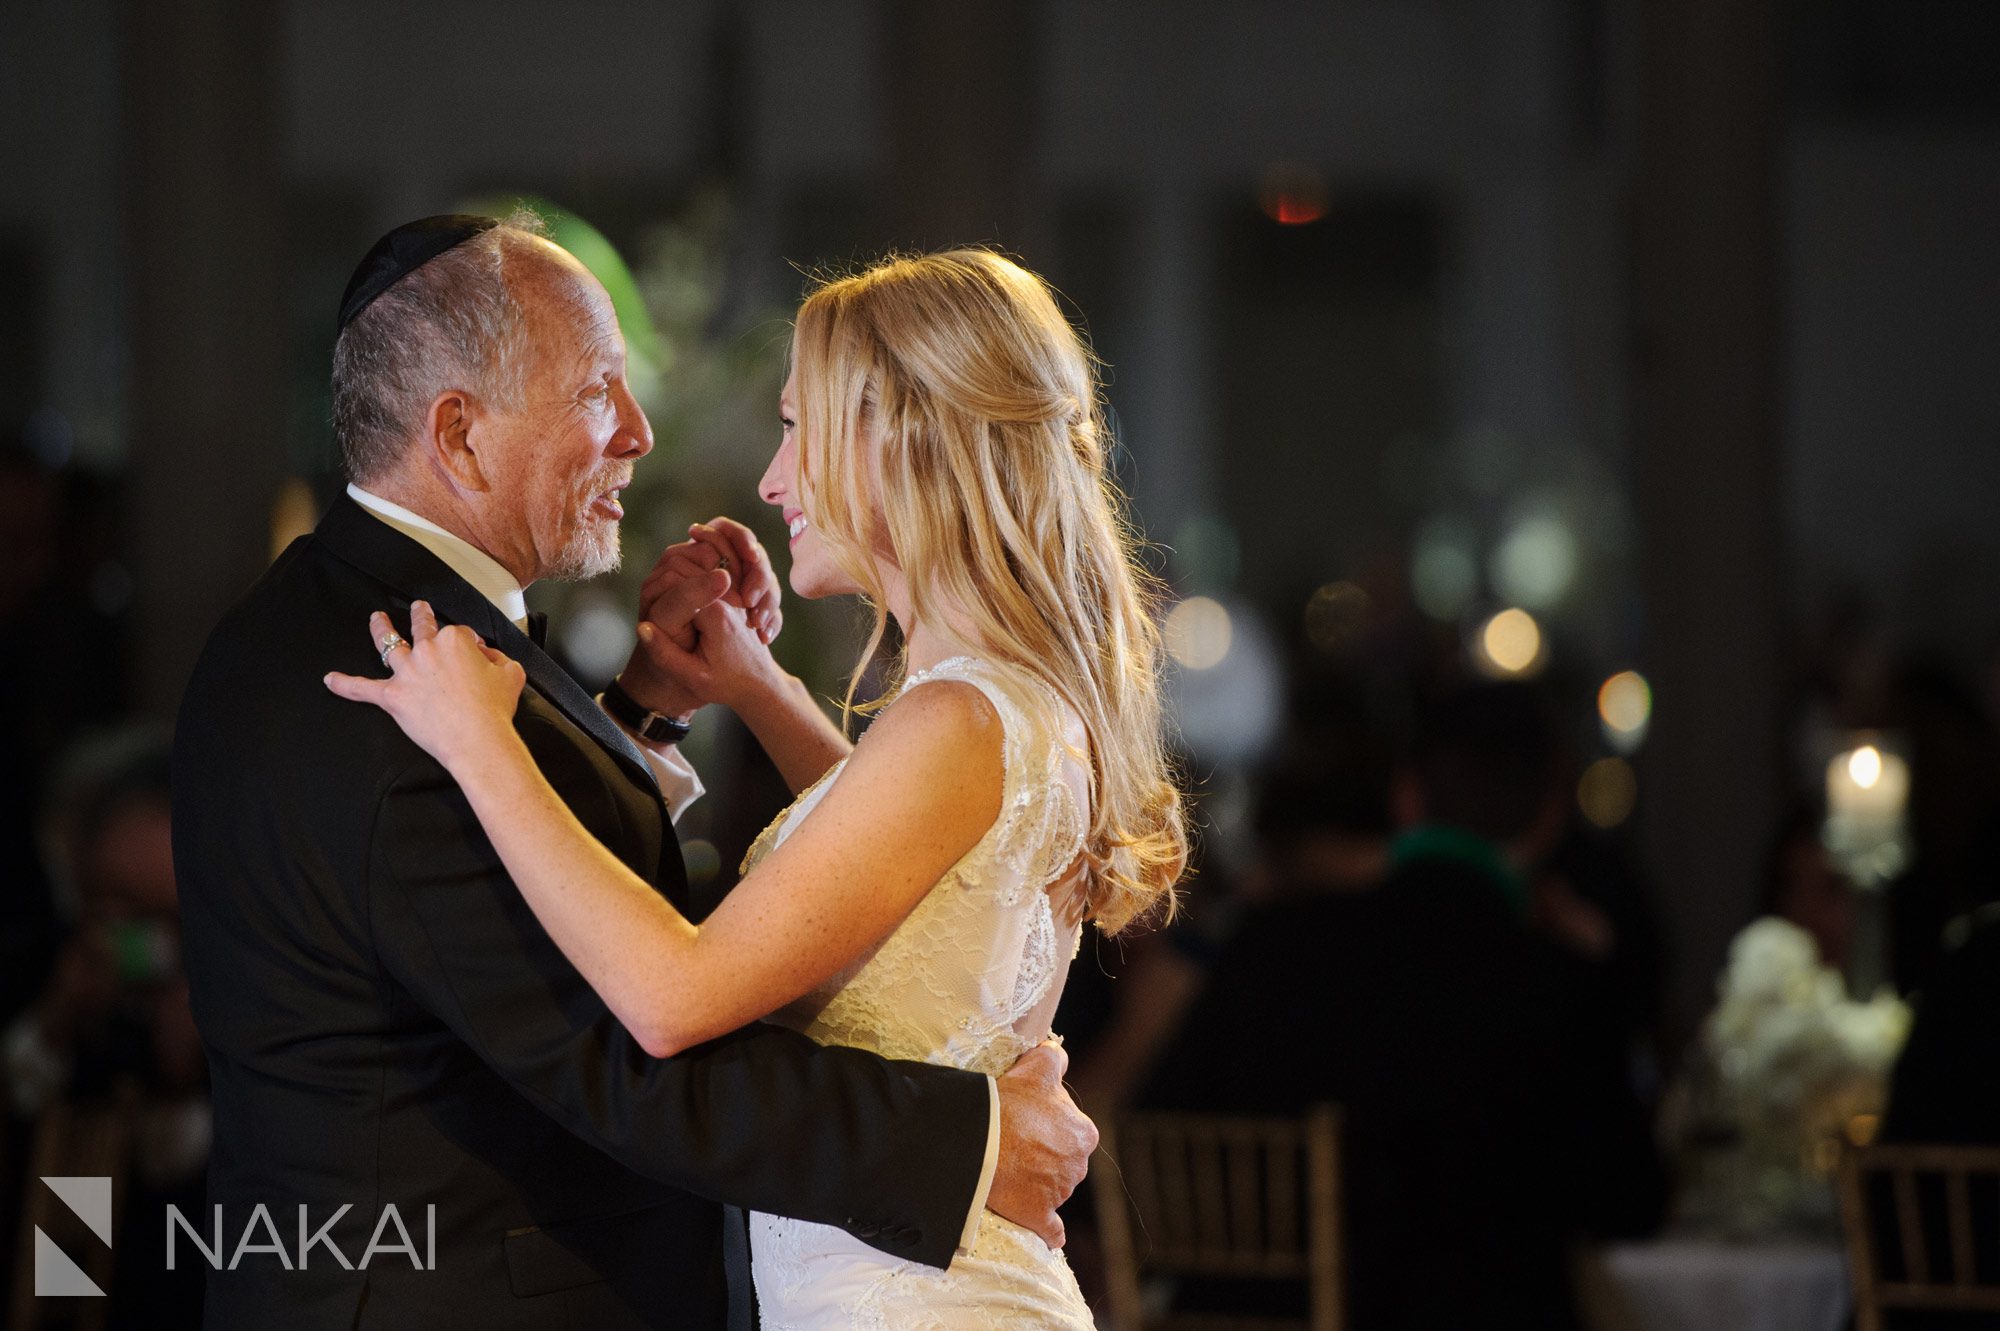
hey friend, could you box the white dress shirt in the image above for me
[346,484,704,822]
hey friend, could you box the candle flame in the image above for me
[1848,745,1884,790]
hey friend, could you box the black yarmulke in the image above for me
[335,214,501,334]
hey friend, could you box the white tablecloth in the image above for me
[1592,1238,1850,1331]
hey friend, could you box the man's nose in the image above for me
[612,380,654,458]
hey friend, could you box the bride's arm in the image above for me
[727,668,853,794]
[327,600,1000,1059]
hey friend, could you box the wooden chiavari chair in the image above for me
[1839,1141,2000,1331]
[1094,1104,1343,1331]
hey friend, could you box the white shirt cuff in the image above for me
[957,1076,1002,1254]
[597,698,705,824]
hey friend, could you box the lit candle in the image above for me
[1827,743,1909,829]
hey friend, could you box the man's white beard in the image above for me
[547,520,621,581]
[546,470,628,581]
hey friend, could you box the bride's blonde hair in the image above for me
[790,248,1186,933]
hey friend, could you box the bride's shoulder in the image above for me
[847,671,1005,786]
[787,675,1006,855]
[871,670,1004,757]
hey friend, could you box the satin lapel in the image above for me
[314,494,660,796]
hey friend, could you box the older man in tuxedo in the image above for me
[172,213,1092,1329]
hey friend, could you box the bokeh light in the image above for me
[1165,596,1234,670]
[1170,512,1242,592]
[270,477,318,561]
[1491,514,1579,609]
[1476,607,1545,677]
[1598,670,1653,752]
[1304,580,1371,655]
[1578,757,1638,829]
[1165,600,1283,766]
[681,838,722,884]
[1412,519,1479,621]
[557,586,638,683]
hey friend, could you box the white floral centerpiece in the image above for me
[1673,917,1911,1238]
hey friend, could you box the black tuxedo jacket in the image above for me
[172,495,990,1329]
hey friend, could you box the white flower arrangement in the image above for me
[1676,916,1911,1237]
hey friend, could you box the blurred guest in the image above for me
[1065,730,1394,1117]
[1059,702,1395,1307]
[1881,903,2000,1145]
[4,725,205,1329]
[0,443,63,1021]
[1531,825,1669,1093]
[1880,661,2000,997]
[1147,682,1664,1330]
[0,438,135,1022]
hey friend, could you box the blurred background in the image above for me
[3,2,1998,1327]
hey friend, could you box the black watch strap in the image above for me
[602,679,693,745]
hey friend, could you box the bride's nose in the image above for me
[758,439,792,506]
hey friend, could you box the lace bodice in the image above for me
[739,655,1087,1078]
[743,655,1098,1329]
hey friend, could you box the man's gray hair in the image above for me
[331,207,550,483]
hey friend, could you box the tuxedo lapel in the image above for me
[315,494,660,796]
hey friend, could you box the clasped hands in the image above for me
[615,517,788,723]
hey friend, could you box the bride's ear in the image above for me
[424,389,490,493]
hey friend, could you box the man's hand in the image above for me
[619,519,783,719]
[636,599,788,712]
[987,1041,1098,1248]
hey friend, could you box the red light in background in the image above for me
[1269,195,1327,225]
[1258,162,1329,226]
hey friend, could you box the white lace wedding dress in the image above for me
[740,656,1097,1329]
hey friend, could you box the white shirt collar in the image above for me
[346,483,531,629]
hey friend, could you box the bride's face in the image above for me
[760,369,868,600]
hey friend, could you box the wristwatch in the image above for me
[601,678,694,745]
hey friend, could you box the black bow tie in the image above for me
[524,610,549,649]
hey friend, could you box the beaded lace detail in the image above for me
[743,655,1094,1328]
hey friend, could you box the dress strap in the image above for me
[897,656,1089,897]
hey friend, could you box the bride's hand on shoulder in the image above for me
[324,600,527,772]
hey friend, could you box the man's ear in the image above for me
[423,389,488,492]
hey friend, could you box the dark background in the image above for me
[3,0,1997,1108]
